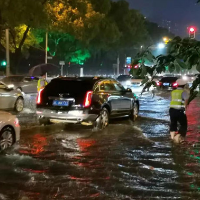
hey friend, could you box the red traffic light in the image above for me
[134,65,139,69]
[188,26,196,39]
[190,27,195,32]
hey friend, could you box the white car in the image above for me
[0,111,20,150]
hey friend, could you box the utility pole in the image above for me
[45,32,48,64]
[5,29,10,76]
[117,55,120,76]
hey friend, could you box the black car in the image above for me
[36,77,139,130]
[157,76,178,90]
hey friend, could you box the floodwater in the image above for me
[0,92,200,200]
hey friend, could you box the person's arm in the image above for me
[185,99,189,110]
[182,91,189,110]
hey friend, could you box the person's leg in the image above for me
[178,110,187,138]
[169,108,178,139]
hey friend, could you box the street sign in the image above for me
[59,61,65,65]
[47,56,52,59]
[126,57,131,65]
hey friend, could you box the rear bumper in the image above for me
[36,109,98,125]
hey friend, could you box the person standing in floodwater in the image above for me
[169,79,189,143]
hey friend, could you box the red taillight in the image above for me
[83,91,93,107]
[14,118,20,127]
[36,88,44,104]
[156,82,161,86]
[173,82,178,87]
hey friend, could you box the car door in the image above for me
[112,81,133,114]
[22,77,38,93]
[97,80,122,116]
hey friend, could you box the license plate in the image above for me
[163,83,169,86]
[53,100,69,106]
[50,119,66,123]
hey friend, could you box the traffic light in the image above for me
[189,27,195,39]
[1,61,7,67]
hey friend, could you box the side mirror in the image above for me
[126,88,132,92]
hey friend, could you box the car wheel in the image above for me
[0,127,15,150]
[130,103,139,122]
[14,97,24,112]
[39,118,51,126]
[93,108,109,131]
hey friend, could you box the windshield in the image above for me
[160,77,178,83]
[45,79,94,96]
[117,75,131,81]
[2,76,24,82]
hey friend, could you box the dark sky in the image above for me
[127,0,200,38]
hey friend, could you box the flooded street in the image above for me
[1,92,200,200]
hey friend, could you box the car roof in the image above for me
[51,76,116,84]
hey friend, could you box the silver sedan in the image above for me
[0,82,24,112]
[1,75,38,93]
[0,111,20,150]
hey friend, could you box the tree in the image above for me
[145,21,175,45]
[0,0,104,73]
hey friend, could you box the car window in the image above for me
[131,75,145,79]
[24,77,32,82]
[117,75,131,81]
[99,81,116,91]
[113,81,125,91]
[2,76,24,82]
[161,77,178,82]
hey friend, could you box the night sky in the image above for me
[127,0,200,38]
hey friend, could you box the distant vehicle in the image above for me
[117,75,132,89]
[0,111,20,150]
[0,81,24,112]
[1,75,39,93]
[156,76,178,90]
[36,77,139,130]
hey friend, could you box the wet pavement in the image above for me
[1,92,200,200]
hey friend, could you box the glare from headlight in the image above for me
[182,76,188,80]
[126,81,131,85]
[7,84,14,89]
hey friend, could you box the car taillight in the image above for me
[173,82,178,87]
[83,91,93,107]
[156,82,161,86]
[36,88,44,104]
[14,118,20,127]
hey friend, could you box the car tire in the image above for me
[93,107,109,131]
[130,103,139,122]
[0,127,15,150]
[39,118,51,126]
[14,97,24,112]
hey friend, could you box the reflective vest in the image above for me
[37,79,48,92]
[170,89,185,109]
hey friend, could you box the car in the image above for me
[1,75,39,93]
[36,77,140,130]
[117,75,132,89]
[156,76,178,90]
[0,81,24,112]
[0,111,20,150]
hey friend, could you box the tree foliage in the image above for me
[131,37,200,103]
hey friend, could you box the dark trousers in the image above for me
[169,108,187,137]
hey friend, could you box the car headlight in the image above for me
[7,84,14,89]
[126,80,131,85]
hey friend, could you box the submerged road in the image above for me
[0,92,200,200]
